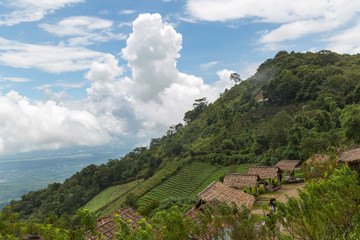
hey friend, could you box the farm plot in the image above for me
[137,162,254,207]
[192,163,254,196]
[83,179,143,212]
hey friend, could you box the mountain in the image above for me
[8,50,360,222]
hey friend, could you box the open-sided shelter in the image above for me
[338,148,360,174]
[275,160,302,181]
[223,173,260,195]
[248,166,282,191]
[85,206,144,240]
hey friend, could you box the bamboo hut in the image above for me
[85,206,144,240]
[275,160,302,181]
[184,181,256,239]
[248,166,282,191]
[338,148,360,174]
[223,173,260,195]
[197,181,256,209]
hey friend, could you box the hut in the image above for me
[306,154,329,163]
[275,160,302,182]
[85,206,144,240]
[248,166,282,191]
[223,173,260,195]
[338,148,360,174]
[184,182,256,240]
[196,181,256,209]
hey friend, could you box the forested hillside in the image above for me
[8,50,360,223]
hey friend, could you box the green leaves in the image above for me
[277,166,360,240]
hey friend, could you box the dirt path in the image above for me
[251,182,305,216]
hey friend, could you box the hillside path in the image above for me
[251,182,305,216]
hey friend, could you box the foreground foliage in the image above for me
[2,166,360,239]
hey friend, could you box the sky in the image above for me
[0,0,360,158]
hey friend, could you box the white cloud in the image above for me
[118,22,132,28]
[186,0,360,51]
[39,16,127,46]
[85,13,234,143]
[119,10,136,15]
[200,60,219,70]
[43,88,69,102]
[122,13,183,102]
[0,13,235,155]
[1,77,30,83]
[0,91,109,155]
[36,81,87,90]
[40,16,113,36]
[0,0,84,26]
[326,21,360,54]
[0,37,106,73]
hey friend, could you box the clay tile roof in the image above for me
[338,148,360,164]
[85,206,144,240]
[248,166,281,180]
[223,174,260,188]
[197,181,256,209]
[306,154,329,163]
[275,160,302,171]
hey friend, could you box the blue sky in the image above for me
[0,0,360,158]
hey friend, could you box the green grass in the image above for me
[83,179,143,212]
[137,162,254,208]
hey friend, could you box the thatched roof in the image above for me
[275,160,302,171]
[248,166,281,180]
[306,154,329,163]
[223,174,260,188]
[338,148,360,164]
[197,181,255,209]
[183,200,218,240]
[85,206,143,240]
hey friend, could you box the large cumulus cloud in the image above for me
[0,91,109,155]
[0,13,235,156]
[85,13,235,142]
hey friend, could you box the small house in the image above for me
[184,181,256,240]
[338,148,360,174]
[306,154,329,163]
[85,206,144,240]
[248,166,282,191]
[197,181,256,209]
[275,160,302,181]
[223,173,260,195]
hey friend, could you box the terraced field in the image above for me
[192,163,254,196]
[83,179,143,212]
[137,162,254,207]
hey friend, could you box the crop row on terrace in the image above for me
[137,162,254,207]
[84,179,143,212]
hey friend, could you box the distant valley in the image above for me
[0,146,126,209]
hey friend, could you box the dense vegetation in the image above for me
[5,50,360,232]
[2,165,360,239]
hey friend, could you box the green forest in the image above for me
[3,50,360,239]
